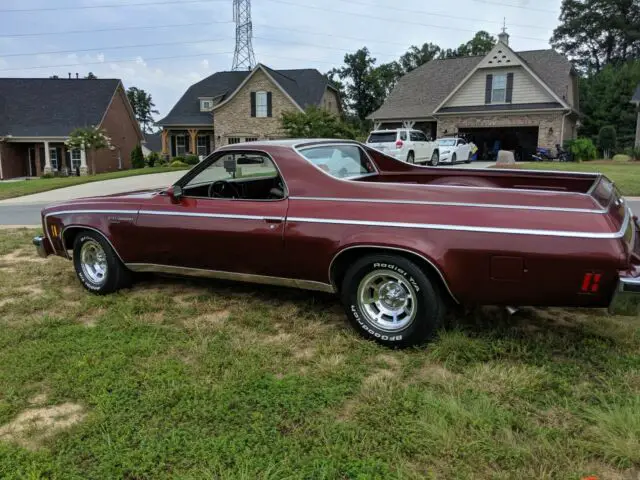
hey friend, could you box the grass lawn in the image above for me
[508,161,640,197]
[0,166,189,201]
[0,229,639,479]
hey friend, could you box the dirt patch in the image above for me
[262,332,293,345]
[78,309,104,328]
[186,310,230,329]
[0,403,85,450]
[0,299,15,308]
[17,285,45,296]
[415,363,458,384]
[293,346,316,360]
[0,250,45,265]
[376,354,402,370]
[363,369,397,388]
[28,393,48,406]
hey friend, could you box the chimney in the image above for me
[76,73,79,79]
[68,73,71,79]
[498,19,509,45]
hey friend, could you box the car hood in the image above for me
[42,188,166,214]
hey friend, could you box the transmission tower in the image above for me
[232,0,256,71]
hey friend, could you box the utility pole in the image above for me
[232,0,256,71]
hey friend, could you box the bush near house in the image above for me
[170,160,188,168]
[184,155,200,166]
[146,151,161,167]
[130,145,145,169]
[567,138,598,162]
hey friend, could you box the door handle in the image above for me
[263,217,283,224]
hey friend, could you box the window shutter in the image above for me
[267,92,273,117]
[485,74,493,104]
[506,73,514,103]
[250,92,256,117]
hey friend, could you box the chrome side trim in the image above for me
[328,245,459,304]
[288,207,631,240]
[290,196,607,214]
[60,225,128,264]
[48,209,139,216]
[138,210,283,222]
[125,263,336,293]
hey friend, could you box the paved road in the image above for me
[2,199,639,228]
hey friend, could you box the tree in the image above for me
[126,87,160,133]
[551,0,640,72]
[65,126,112,174]
[281,106,357,139]
[84,72,98,79]
[440,31,497,59]
[399,43,441,72]
[598,125,617,158]
[130,145,145,169]
[579,60,640,148]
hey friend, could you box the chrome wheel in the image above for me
[357,270,417,332]
[80,240,107,285]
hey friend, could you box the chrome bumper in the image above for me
[619,272,640,294]
[33,235,50,258]
[609,266,640,313]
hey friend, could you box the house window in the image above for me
[176,135,186,156]
[200,99,213,112]
[492,74,507,103]
[228,137,241,145]
[196,135,209,156]
[49,148,58,170]
[244,137,258,142]
[71,149,82,170]
[256,91,268,117]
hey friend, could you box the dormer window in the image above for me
[200,99,213,112]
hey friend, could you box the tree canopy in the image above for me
[281,106,357,139]
[126,87,160,134]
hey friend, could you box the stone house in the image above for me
[0,78,143,179]
[368,31,580,161]
[157,64,341,157]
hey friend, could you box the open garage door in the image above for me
[458,127,538,162]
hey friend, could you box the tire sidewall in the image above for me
[73,232,121,294]
[431,151,439,166]
[342,255,442,347]
[407,152,415,164]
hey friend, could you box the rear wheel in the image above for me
[73,231,131,294]
[452,153,457,163]
[430,151,439,166]
[407,151,415,164]
[341,254,445,347]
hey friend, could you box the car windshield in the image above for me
[367,132,397,143]
[298,145,376,179]
[438,139,456,146]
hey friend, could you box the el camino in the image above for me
[34,139,640,346]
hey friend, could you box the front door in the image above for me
[132,150,289,277]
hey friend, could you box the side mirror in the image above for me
[167,185,183,203]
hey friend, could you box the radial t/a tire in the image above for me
[341,254,445,348]
[73,230,131,295]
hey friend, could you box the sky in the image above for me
[0,0,562,119]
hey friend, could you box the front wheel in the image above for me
[73,230,131,294]
[407,151,415,164]
[430,151,439,166]
[452,153,457,163]
[341,254,445,347]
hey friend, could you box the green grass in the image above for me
[0,166,189,201]
[0,229,639,479]
[509,161,640,196]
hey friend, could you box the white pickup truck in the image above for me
[366,129,440,165]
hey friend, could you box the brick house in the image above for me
[0,78,143,179]
[157,63,341,157]
[368,32,580,161]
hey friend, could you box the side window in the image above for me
[409,131,420,141]
[457,139,466,146]
[416,132,428,142]
[182,152,283,200]
[299,145,376,179]
[399,131,407,141]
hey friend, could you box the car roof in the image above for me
[217,138,362,150]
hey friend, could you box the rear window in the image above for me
[298,145,376,179]
[367,132,397,143]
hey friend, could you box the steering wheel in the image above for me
[208,180,239,199]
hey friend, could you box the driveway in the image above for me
[0,171,184,206]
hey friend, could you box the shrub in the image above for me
[146,151,160,167]
[598,126,617,159]
[628,147,640,161]
[568,138,597,162]
[41,173,54,179]
[172,156,186,164]
[612,154,631,163]
[184,154,200,165]
[130,145,145,169]
[170,160,188,168]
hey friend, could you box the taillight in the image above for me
[395,140,404,149]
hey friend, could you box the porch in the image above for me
[161,129,214,159]
[0,139,89,180]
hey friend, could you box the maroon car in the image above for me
[33,140,640,346]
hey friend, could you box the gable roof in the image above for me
[632,83,640,105]
[0,78,122,137]
[158,65,330,126]
[369,49,575,120]
[142,132,162,152]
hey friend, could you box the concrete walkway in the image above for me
[0,171,184,205]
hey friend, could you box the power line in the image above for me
[470,0,557,14]
[0,0,226,13]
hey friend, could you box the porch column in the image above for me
[43,141,52,174]
[60,144,67,175]
[34,146,42,177]
[80,146,88,176]
[188,129,198,156]
[161,129,170,156]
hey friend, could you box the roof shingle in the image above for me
[0,78,120,137]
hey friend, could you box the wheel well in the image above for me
[62,226,84,251]
[330,246,457,305]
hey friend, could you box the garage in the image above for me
[456,126,539,162]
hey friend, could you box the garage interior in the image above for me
[457,126,539,162]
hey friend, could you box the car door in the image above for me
[409,131,424,161]
[457,139,469,161]
[132,150,289,277]
[416,131,431,161]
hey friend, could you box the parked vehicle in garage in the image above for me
[34,139,640,348]
[366,129,439,165]
[436,137,474,164]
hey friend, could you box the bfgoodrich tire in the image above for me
[341,254,445,347]
[73,230,131,295]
